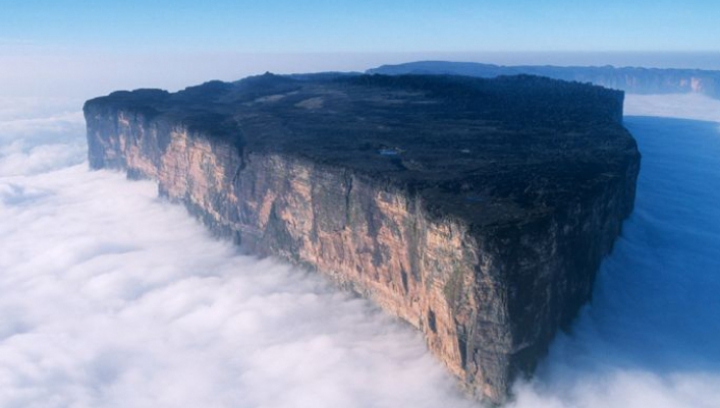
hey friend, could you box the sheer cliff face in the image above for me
[84,74,640,404]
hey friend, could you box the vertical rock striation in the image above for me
[84,74,640,404]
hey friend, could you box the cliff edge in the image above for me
[84,73,640,404]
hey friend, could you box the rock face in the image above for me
[84,73,640,405]
[368,61,720,99]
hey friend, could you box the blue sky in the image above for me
[2,0,718,53]
[1,0,718,97]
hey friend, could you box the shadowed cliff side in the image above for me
[84,73,640,405]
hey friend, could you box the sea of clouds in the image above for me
[0,99,475,408]
[1,93,719,407]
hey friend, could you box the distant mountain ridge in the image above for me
[367,61,720,99]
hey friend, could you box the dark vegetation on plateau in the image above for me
[85,73,637,225]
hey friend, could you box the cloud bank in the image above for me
[1,94,719,407]
[0,97,85,177]
[624,93,720,122]
[0,99,474,408]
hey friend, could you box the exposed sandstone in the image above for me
[84,73,640,405]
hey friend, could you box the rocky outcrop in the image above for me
[84,74,640,405]
[368,61,720,99]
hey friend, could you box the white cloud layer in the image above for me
[1,94,719,408]
[0,99,474,408]
[624,93,720,123]
[0,97,85,177]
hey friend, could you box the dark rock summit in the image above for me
[84,73,640,405]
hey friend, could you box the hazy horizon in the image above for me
[2,51,720,99]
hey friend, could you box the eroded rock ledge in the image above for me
[84,73,640,405]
